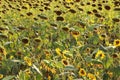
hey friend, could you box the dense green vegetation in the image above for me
[0,0,120,80]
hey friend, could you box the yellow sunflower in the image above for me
[79,68,86,76]
[95,50,105,60]
[55,48,62,56]
[87,73,96,80]
[71,30,80,39]
[62,59,69,66]
[66,0,73,3]
[0,74,3,79]
[0,46,7,56]
[24,56,32,66]
[25,69,31,75]
[113,39,120,47]
[48,75,51,80]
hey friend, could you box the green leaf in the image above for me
[92,59,103,64]
[43,60,50,64]
[55,62,63,68]
[64,65,75,71]
[2,75,15,80]
[32,64,43,76]
[104,56,113,69]
[112,66,120,76]
[103,73,109,80]
[85,56,92,62]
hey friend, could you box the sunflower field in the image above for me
[0,0,120,80]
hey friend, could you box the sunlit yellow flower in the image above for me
[10,56,14,59]
[0,46,7,56]
[71,31,80,39]
[44,50,51,57]
[55,48,61,56]
[25,69,31,75]
[68,75,73,80]
[48,75,51,80]
[62,59,69,66]
[107,71,113,78]
[87,73,96,80]
[95,50,105,60]
[113,39,120,47]
[62,50,69,59]
[79,68,86,76]
[24,56,32,66]
[93,64,103,69]
[50,68,56,74]
[87,63,93,67]
[0,74,3,79]
[66,0,73,3]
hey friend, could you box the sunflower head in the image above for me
[0,46,7,56]
[0,74,3,79]
[55,48,62,56]
[87,73,96,80]
[24,56,32,66]
[62,59,69,66]
[71,30,80,38]
[113,39,120,47]
[79,68,86,76]
[95,50,105,60]
[25,69,31,75]
[65,0,73,3]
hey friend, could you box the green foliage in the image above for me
[0,0,120,80]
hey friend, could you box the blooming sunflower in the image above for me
[95,50,105,60]
[87,73,96,80]
[113,39,120,47]
[79,68,86,76]
[0,46,7,56]
[71,30,80,39]
[25,69,31,75]
[0,74,3,79]
[55,48,62,56]
[24,56,32,66]
[62,59,69,66]
[66,0,73,3]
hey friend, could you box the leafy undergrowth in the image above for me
[0,0,120,80]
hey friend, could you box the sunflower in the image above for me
[95,50,105,60]
[22,37,29,44]
[87,73,96,80]
[71,30,80,40]
[66,0,73,3]
[62,59,69,66]
[50,68,56,74]
[107,71,113,78]
[44,50,51,56]
[55,48,62,56]
[0,74,3,79]
[79,68,86,76]
[48,75,51,80]
[113,39,120,47]
[25,69,31,75]
[0,46,7,56]
[24,56,32,66]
